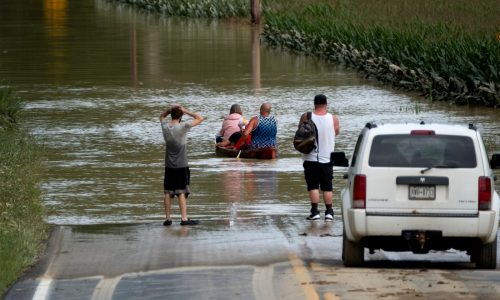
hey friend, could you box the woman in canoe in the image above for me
[215,104,248,148]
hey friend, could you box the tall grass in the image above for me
[262,0,500,106]
[0,87,47,295]
[115,0,249,18]
[0,87,22,129]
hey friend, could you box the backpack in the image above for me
[293,112,318,154]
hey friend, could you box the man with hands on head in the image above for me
[160,104,204,226]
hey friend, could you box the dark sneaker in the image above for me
[325,211,334,221]
[163,219,172,226]
[180,219,199,226]
[306,212,320,220]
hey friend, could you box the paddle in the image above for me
[235,134,249,159]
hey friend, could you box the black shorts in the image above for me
[164,167,190,197]
[303,161,333,191]
[228,132,242,143]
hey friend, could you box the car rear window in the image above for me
[368,134,477,168]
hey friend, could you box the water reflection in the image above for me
[129,20,138,85]
[43,0,68,80]
[251,25,261,94]
[43,0,68,39]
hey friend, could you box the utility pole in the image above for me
[250,0,260,24]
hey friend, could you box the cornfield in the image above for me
[115,0,248,18]
[262,0,500,106]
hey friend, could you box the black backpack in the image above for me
[293,112,318,154]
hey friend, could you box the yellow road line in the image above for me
[324,292,341,300]
[288,254,320,300]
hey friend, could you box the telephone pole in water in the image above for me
[250,0,261,24]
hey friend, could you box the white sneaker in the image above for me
[306,212,320,220]
[325,213,333,221]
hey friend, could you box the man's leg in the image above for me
[321,163,334,221]
[307,189,321,220]
[309,189,321,204]
[323,191,334,221]
[178,193,199,225]
[305,161,321,220]
[323,191,333,206]
[163,193,172,226]
[178,193,188,221]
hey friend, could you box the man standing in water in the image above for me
[300,94,340,221]
[242,102,277,150]
[160,104,204,226]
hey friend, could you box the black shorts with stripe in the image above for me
[164,166,190,197]
[303,161,333,191]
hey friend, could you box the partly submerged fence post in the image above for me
[250,0,261,24]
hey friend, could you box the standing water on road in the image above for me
[1,0,499,225]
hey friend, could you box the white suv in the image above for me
[339,122,500,268]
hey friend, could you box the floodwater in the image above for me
[1,0,499,225]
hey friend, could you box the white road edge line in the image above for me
[252,266,277,300]
[91,276,122,300]
[32,278,52,300]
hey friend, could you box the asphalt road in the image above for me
[6,216,500,300]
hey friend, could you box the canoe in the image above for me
[215,146,277,159]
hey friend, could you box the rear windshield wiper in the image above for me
[420,164,459,174]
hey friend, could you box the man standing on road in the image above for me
[160,104,204,226]
[300,94,340,221]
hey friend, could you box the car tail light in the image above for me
[411,130,435,135]
[353,175,366,208]
[478,176,491,210]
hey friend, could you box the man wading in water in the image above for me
[160,104,204,226]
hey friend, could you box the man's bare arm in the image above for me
[160,109,171,123]
[180,107,204,127]
[242,116,257,140]
[333,115,340,136]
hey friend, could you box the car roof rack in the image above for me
[365,122,377,129]
[468,123,477,131]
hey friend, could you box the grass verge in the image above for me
[0,86,48,295]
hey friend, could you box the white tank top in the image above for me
[302,113,335,163]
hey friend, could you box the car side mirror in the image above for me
[490,154,500,169]
[331,151,349,167]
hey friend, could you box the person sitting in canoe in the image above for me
[215,104,248,148]
[241,102,277,150]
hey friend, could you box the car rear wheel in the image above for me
[476,236,497,269]
[342,229,364,267]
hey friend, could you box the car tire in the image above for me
[342,229,364,267]
[476,236,497,269]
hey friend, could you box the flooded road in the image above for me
[2,1,500,299]
[1,0,499,225]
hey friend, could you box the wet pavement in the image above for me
[6,217,500,299]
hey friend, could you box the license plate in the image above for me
[409,185,436,200]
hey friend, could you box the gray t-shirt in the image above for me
[161,120,192,168]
